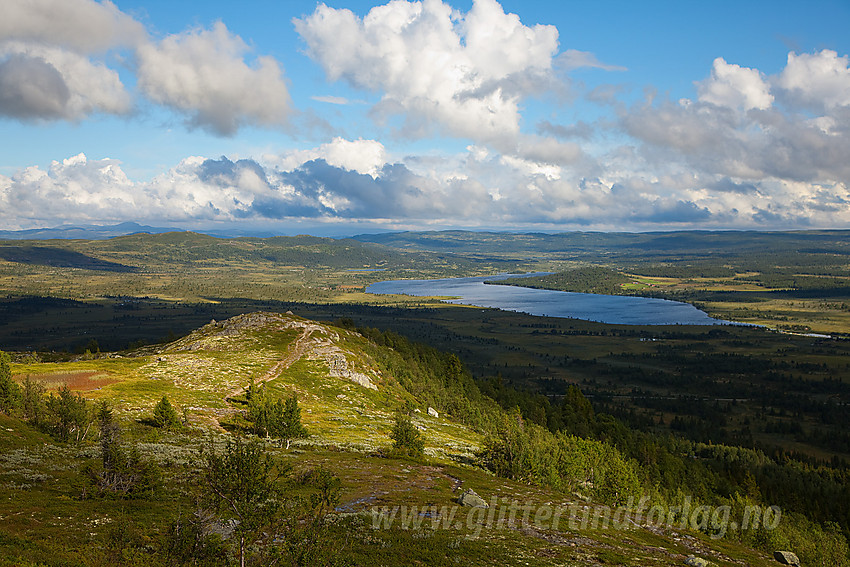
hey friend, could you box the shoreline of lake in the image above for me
[366,274,737,326]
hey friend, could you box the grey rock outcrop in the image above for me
[773,551,800,566]
[457,488,488,508]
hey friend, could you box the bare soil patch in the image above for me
[22,370,117,391]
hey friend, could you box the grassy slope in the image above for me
[1,312,782,566]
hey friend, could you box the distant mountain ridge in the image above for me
[351,228,850,258]
[0,222,174,240]
[7,224,850,260]
[0,222,323,240]
[0,222,401,240]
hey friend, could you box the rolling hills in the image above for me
[0,311,799,566]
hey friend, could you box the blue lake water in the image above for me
[366,274,733,326]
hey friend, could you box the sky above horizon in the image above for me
[1,0,849,236]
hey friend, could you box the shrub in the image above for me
[389,412,425,460]
[85,401,161,496]
[273,395,308,448]
[480,408,643,506]
[45,386,90,443]
[163,512,229,566]
[274,466,342,567]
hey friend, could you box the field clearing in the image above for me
[622,274,792,294]
[620,274,679,290]
[12,359,147,383]
[20,370,118,391]
[703,298,850,334]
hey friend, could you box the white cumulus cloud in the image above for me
[1,153,141,224]
[270,137,388,176]
[624,50,850,190]
[0,43,131,120]
[697,57,773,111]
[136,22,292,136]
[776,50,850,112]
[0,3,294,134]
[294,0,561,150]
[0,0,139,121]
[4,146,850,232]
[0,0,147,53]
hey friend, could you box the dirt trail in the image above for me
[212,327,319,431]
[226,326,317,399]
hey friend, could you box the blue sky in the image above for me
[1,0,849,235]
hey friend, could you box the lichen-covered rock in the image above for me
[458,488,488,508]
[312,345,378,390]
[427,407,439,418]
[684,557,711,567]
[773,551,800,566]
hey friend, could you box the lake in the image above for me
[366,274,733,326]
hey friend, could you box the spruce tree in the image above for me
[152,395,180,429]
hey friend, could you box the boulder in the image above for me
[427,407,439,418]
[773,551,800,566]
[684,557,710,567]
[457,488,488,508]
